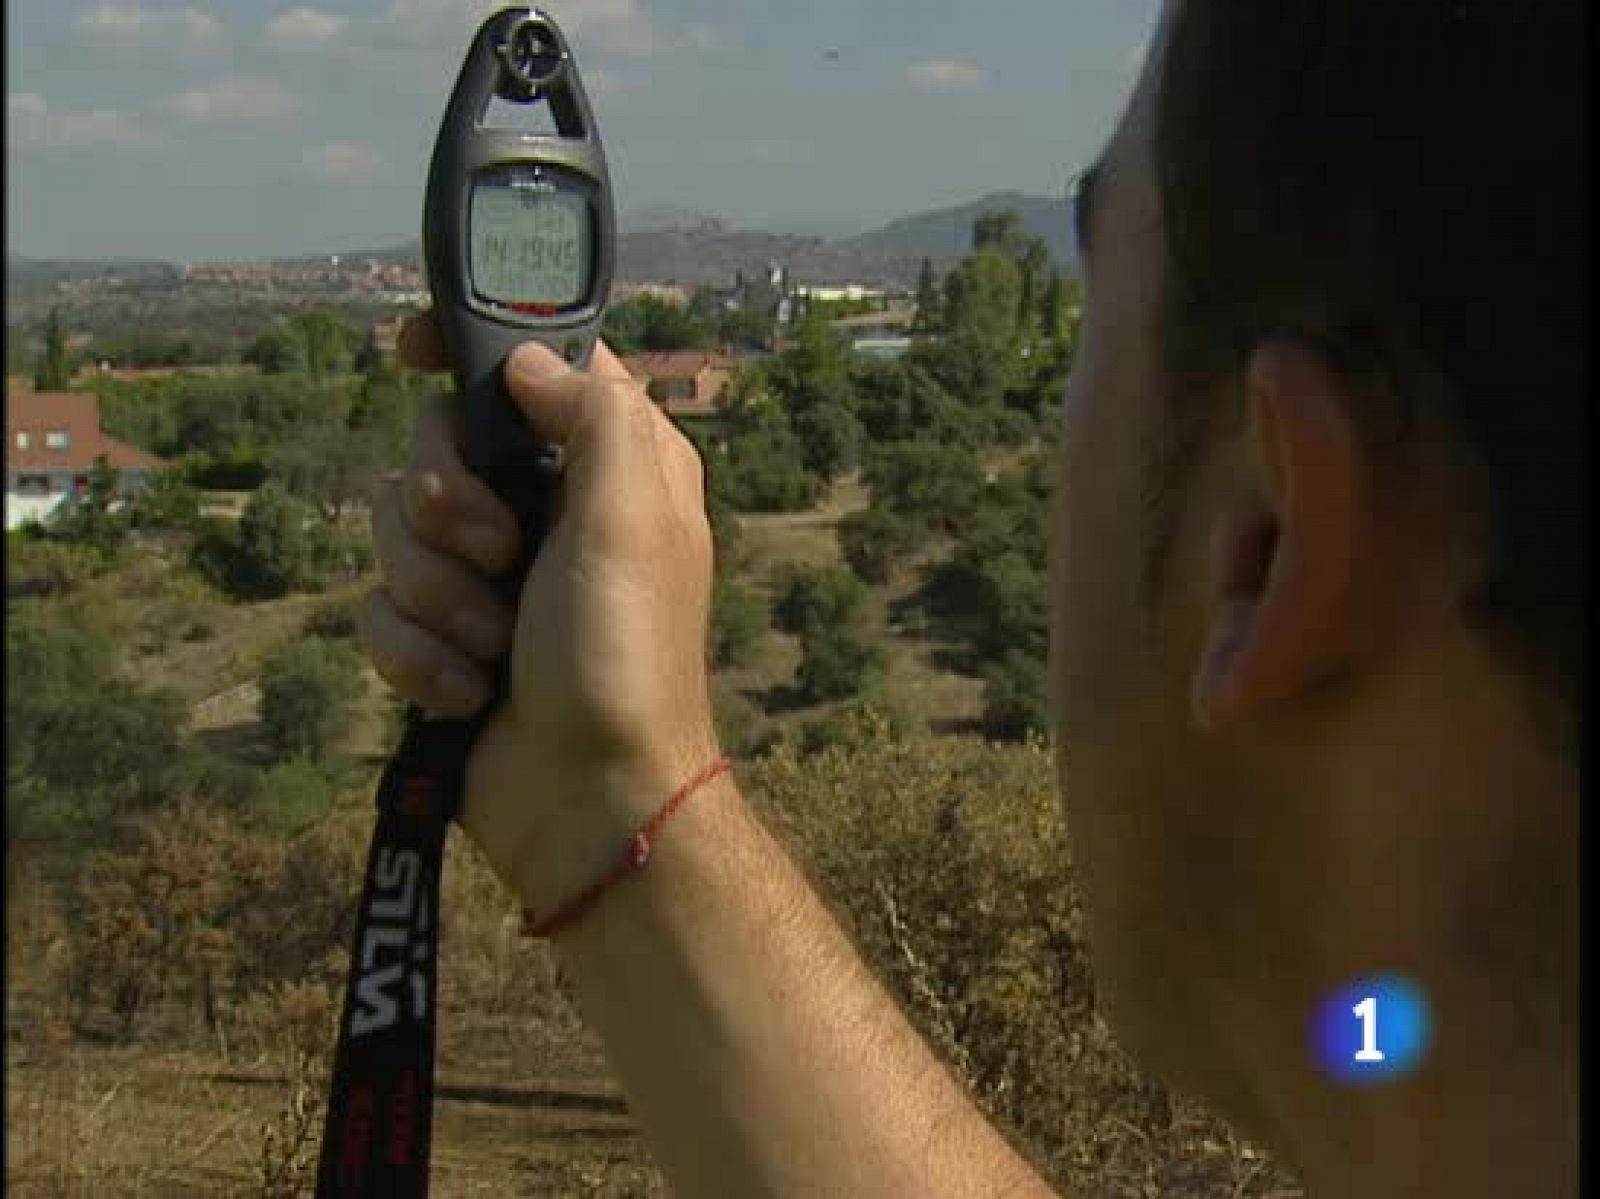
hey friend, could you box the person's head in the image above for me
[1051,0,1583,1167]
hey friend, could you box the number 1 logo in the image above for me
[1312,975,1430,1083]
[1351,996,1385,1063]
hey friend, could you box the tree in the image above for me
[287,309,357,378]
[50,456,126,556]
[981,649,1051,740]
[792,402,864,482]
[796,623,887,704]
[972,209,1027,255]
[919,248,1026,410]
[35,306,70,390]
[125,468,201,533]
[218,484,318,599]
[258,638,364,761]
[911,257,943,334]
[837,506,918,585]
[245,325,306,375]
[6,603,192,846]
[774,564,868,637]
[602,294,716,354]
[862,440,986,536]
[769,313,853,417]
[710,577,768,669]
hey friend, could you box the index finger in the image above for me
[398,311,448,373]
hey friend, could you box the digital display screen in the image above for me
[469,183,591,308]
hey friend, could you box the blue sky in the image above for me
[6,1,1158,261]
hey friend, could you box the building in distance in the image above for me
[5,379,164,530]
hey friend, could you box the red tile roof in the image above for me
[6,388,163,474]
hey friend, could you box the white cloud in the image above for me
[7,91,159,150]
[165,78,300,125]
[907,59,987,91]
[265,6,349,49]
[302,142,381,183]
[75,3,224,52]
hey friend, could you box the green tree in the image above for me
[50,456,126,556]
[837,506,918,585]
[35,306,71,390]
[287,309,357,378]
[6,604,192,846]
[773,564,868,637]
[972,209,1027,254]
[710,577,768,669]
[862,440,986,536]
[245,325,307,375]
[769,313,853,417]
[125,469,201,533]
[221,484,317,599]
[716,404,828,513]
[792,402,864,482]
[911,257,943,334]
[602,294,716,354]
[257,637,365,762]
[981,649,1051,740]
[918,248,1026,410]
[796,623,887,704]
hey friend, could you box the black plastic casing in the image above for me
[422,7,615,604]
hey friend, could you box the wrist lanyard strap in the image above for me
[316,396,562,1197]
[315,712,473,1198]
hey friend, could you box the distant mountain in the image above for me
[621,203,727,233]
[4,190,1079,305]
[845,191,1077,271]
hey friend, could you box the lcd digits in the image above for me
[470,186,590,308]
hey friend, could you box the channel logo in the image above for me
[1310,974,1431,1084]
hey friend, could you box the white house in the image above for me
[6,379,164,530]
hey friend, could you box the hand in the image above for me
[366,314,721,911]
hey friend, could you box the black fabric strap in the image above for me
[315,713,474,1197]
[316,380,561,1197]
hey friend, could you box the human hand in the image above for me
[366,314,721,911]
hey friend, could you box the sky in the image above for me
[6,1,1159,262]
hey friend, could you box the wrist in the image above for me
[471,727,726,918]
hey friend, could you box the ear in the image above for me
[1191,339,1370,729]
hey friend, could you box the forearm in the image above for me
[515,772,1058,1199]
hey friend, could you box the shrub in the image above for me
[125,471,202,533]
[772,563,868,637]
[6,537,107,598]
[837,506,918,585]
[252,758,341,836]
[710,577,768,669]
[257,637,365,762]
[795,623,887,704]
[6,603,194,847]
[304,594,365,642]
[980,649,1052,740]
[711,681,775,759]
[863,440,986,536]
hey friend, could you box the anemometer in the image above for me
[423,6,616,542]
[318,11,615,1196]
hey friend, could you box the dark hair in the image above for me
[1150,2,1587,726]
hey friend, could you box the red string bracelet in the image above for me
[521,753,733,939]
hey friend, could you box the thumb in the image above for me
[503,341,595,448]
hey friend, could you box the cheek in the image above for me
[1052,348,1140,733]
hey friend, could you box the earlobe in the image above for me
[1191,341,1366,730]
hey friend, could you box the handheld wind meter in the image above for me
[317,11,614,1197]
[423,6,616,549]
